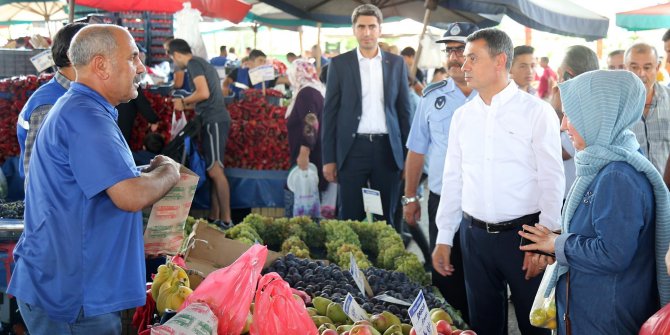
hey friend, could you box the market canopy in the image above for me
[249,0,502,28]
[616,3,670,31]
[0,0,70,24]
[72,0,252,23]
[444,0,609,41]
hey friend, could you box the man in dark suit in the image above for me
[322,4,411,230]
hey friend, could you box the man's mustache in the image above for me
[448,61,462,69]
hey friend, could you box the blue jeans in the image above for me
[18,300,121,335]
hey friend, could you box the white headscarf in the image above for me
[285,58,325,119]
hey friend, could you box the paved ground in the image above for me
[406,182,522,335]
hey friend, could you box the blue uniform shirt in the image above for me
[210,56,228,67]
[8,83,146,323]
[406,78,475,194]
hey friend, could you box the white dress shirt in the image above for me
[356,47,387,134]
[436,82,564,246]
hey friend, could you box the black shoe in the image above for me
[212,220,233,230]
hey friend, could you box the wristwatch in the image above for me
[401,195,420,206]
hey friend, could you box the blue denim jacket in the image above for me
[554,161,658,334]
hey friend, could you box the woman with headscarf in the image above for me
[518,70,670,334]
[284,59,328,216]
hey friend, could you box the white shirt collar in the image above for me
[478,80,518,107]
[357,46,383,61]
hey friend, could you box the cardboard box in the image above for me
[144,166,199,256]
[183,221,281,279]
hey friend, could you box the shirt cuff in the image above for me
[436,229,455,247]
[554,233,574,266]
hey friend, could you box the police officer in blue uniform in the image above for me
[402,22,479,322]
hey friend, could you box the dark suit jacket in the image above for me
[322,49,411,170]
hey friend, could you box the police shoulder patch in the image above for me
[434,96,446,109]
[422,80,448,97]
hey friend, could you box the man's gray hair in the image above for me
[351,4,383,25]
[466,28,514,70]
[625,42,659,64]
[562,45,599,77]
[68,24,121,67]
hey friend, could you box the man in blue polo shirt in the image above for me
[8,24,181,335]
[402,22,478,322]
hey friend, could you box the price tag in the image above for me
[343,293,369,322]
[30,49,54,72]
[349,253,366,296]
[249,65,275,86]
[408,291,436,335]
[362,188,383,216]
[373,294,412,306]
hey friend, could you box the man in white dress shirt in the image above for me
[432,28,564,335]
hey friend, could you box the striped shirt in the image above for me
[631,82,670,175]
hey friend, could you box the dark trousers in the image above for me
[459,215,550,335]
[338,136,401,228]
[392,179,431,263]
[428,192,469,323]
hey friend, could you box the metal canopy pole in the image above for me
[69,0,75,23]
[410,0,438,84]
[316,22,322,75]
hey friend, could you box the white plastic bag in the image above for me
[529,263,558,330]
[151,302,218,335]
[417,34,444,69]
[286,163,320,217]
[170,110,188,141]
[320,182,337,219]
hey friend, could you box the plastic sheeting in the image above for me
[174,3,207,60]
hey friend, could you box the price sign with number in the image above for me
[349,253,366,296]
[408,290,436,335]
[343,293,369,322]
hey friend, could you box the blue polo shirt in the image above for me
[406,78,475,194]
[8,83,146,323]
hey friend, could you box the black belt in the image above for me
[464,212,540,233]
[356,133,388,142]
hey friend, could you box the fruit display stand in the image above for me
[163,214,472,334]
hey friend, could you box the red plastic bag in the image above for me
[179,244,267,335]
[640,303,670,335]
[249,272,318,335]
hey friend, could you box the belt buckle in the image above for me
[367,134,374,141]
[485,222,499,234]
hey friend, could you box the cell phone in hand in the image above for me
[519,228,556,257]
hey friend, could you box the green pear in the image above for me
[307,307,318,316]
[370,311,401,332]
[241,312,252,334]
[326,302,349,324]
[313,296,333,316]
[429,308,453,324]
[400,323,412,335]
[383,324,403,335]
[312,315,334,327]
[318,323,337,332]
